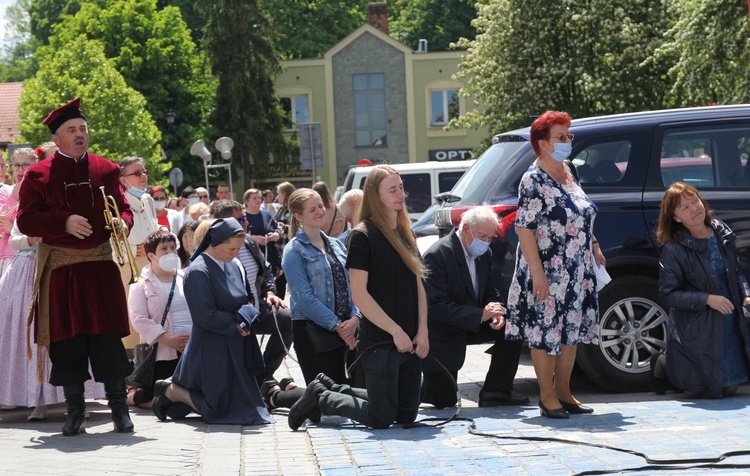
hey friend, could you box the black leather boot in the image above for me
[62,384,86,436]
[105,380,134,433]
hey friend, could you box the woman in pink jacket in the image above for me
[127,230,192,408]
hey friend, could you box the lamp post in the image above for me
[189,137,235,197]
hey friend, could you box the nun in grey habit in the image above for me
[152,218,272,425]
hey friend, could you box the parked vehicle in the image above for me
[342,160,474,221]
[434,105,750,392]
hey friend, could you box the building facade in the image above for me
[274,12,488,189]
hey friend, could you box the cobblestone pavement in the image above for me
[2,343,750,475]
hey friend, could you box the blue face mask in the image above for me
[549,142,572,162]
[129,186,147,198]
[466,229,491,256]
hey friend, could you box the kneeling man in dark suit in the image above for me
[422,206,528,408]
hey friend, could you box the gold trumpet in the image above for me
[100,186,140,284]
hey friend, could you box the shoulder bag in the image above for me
[126,274,177,388]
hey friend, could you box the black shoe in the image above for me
[260,379,280,409]
[152,380,173,422]
[288,381,326,431]
[61,384,86,436]
[315,373,336,390]
[558,400,594,414]
[478,390,530,407]
[539,401,569,419]
[105,380,134,433]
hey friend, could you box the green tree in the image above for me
[0,0,38,82]
[655,0,750,106]
[197,0,292,188]
[389,0,477,51]
[258,0,366,59]
[157,0,208,45]
[49,0,215,190]
[19,37,166,180]
[28,0,81,45]
[452,0,673,146]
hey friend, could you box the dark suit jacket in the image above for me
[423,229,502,371]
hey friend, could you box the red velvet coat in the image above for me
[17,151,133,342]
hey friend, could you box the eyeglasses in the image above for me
[199,194,208,199]
[551,133,574,142]
[12,163,34,170]
[123,169,149,177]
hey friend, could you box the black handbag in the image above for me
[305,322,345,353]
[126,274,177,388]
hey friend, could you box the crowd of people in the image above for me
[2,100,750,437]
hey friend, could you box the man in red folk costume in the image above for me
[17,98,135,436]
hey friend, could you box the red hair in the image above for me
[530,111,572,157]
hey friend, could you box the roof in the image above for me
[0,82,23,145]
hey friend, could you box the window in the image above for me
[353,74,386,147]
[571,139,632,184]
[430,89,460,126]
[401,173,431,213]
[659,124,750,188]
[437,171,465,193]
[280,95,309,131]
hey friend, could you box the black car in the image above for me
[435,105,750,392]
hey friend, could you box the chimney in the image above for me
[417,39,428,53]
[366,2,388,35]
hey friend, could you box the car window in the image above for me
[402,173,431,213]
[437,171,465,193]
[451,140,528,204]
[659,124,750,188]
[571,139,632,184]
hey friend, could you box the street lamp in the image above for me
[189,137,235,197]
[166,109,176,124]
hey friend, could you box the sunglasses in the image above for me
[123,169,149,177]
[551,133,575,142]
[199,194,208,199]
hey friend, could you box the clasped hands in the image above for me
[483,302,507,330]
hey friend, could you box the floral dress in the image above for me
[505,165,599,355]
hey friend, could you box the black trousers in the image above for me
[254,305,293,383]
[292,319,352,386]
[422,321,522,407]
[49,333,132,387]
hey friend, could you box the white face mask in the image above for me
[153,200,166,210]
[187,197,200,206]
[157,253,180,273]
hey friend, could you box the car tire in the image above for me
[576,276,669,392]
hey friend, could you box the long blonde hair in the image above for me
[287,188,321,237]
[355,165,425,277]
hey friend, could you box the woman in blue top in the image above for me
[282,188,361,386]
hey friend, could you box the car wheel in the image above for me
[576,276,668,392]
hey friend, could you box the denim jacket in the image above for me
[281,227,360,330]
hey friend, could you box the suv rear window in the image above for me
[450,140,528,205]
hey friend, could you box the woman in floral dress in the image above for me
[505,111,606,419]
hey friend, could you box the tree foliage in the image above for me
[48,0,215,189]
[389,0,477,51]
[28,0,81,45]
[197,0,291,188]
[656,0,750,106]
[18,37,166,179]
[0,0,38,81]
[452,0,673,146]
[258,0,366,59]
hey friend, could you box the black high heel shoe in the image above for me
[558,400,594,414]
[539,401,569,419]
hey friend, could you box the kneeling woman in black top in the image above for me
[289,165,429,430]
